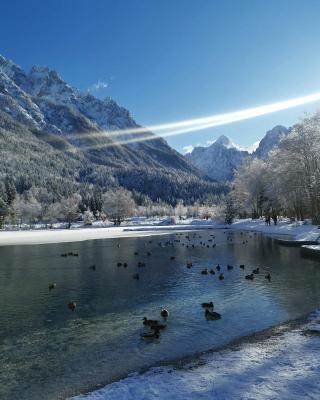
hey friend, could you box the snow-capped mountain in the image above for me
[185,127,291,182]
[253,125,290,159]
[185,135,249,181]
[0,55,137,135]
[0,54,227,203]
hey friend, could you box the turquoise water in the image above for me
[0,230,320,399]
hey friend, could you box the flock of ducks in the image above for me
[47,230,272,336]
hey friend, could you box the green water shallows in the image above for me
[0,230,319,399]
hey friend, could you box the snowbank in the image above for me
[231,218,320,243]
[0,220,219,246]
[72,311,320,400]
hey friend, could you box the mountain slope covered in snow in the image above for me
[0,54,227,203]
[185,135,249,181]
[185,126,291,182]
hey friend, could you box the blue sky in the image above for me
[2,0,320,153]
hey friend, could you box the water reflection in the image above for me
[0,230,320,399]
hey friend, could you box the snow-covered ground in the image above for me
[231,218,320,242]
[72,311,320,400]
[0,217,319,247]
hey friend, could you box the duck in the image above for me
[68,252,74,256]
[73,253,78,257]
[161,309,169,318]
[170,256,175,260]
[209,269,215,275]
[186,262,193,268]
[89,265,96,271]
[143,317,159,326]
[201,301,214,309]
[227,265,233,270]
[252,268,260,274]
[117,262,122,267]
[48,283,56,290]
[219,273,224,280]
[134,251,139,255]
[123,263,128,268]
[216,264,221,271]
[205,309,221,320]
[68,302,76,311]
[245,274,254,280]
[60,253,67,257]
[265,273,271,281]
[132,273,140,280]
[201,269,208,275]
[239,264,245,269]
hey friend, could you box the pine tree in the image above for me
[225,197,235,224]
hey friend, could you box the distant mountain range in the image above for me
[0,54,293,203]
[185,125,290,181]
[0,54,226,203]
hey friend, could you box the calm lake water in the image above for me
[0,229,320,399]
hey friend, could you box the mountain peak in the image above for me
[254,125,290,158]
[214,135,232,147]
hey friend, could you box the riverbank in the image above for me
[0,217,319,247]
[72,310,320,400]
[0,222,215,246]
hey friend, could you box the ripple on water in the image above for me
[1,231,320,399]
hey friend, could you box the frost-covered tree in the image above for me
[60,194,82,228]
[102,188,135,225]
[268,113,320,223]
[11,194,42,227]
[175,200,185,220]
[0,197,7,228]
[233,159,268,218]
[83,209,94,226]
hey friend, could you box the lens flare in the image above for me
[70,92,320,149]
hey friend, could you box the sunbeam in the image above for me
[70,91,320,149]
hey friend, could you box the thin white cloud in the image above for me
[182,145,194,154]
[88,79,108,92]
[240,140,260,153]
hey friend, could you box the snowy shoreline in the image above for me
[71,310,320,400]
[0,217,319,248]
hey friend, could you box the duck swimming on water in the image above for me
[68,302,76,311]
[265,273,271,281]
[48,283,56,290]
[161,309,169,318]
[205,309,221,320]
[201,268,209,275]
[201,302,214,309]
